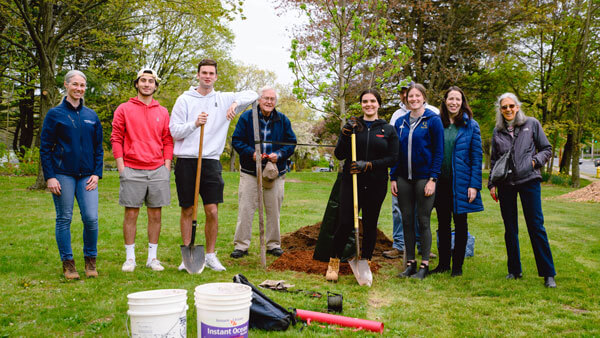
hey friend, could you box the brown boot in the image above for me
[84,256,98,278]
[326,258,340,282]
[62,259,80,280]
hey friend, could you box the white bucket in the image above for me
[194,283,252,338]
[127,289,188,337]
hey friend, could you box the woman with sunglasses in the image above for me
[489,93,556,288]
[430,86,483,277]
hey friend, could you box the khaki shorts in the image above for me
[119,166,171,208]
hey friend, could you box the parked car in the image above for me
[312,167,332,172]
[594,159,600,167]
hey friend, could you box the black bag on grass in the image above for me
[233,274,296,331]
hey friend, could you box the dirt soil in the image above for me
[558,180,600,202]
[268,222,394,275]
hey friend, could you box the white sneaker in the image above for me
[178,262,186,271]
[122,259,136,272]
[205,253,226,271]
[146,259,165,271]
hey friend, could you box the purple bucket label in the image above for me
[200,322,248,338]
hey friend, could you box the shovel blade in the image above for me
[180,244,205,274]
[348,258,372,287]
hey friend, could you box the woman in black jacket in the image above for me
[489,92,556,288]
[326,89,399,283]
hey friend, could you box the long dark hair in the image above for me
[440,86,473,128]
[359,88,382,106]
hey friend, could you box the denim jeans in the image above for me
[498,179,555,277]
[391,195,404,250]
[52,174,99,261]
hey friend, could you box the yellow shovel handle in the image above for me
[351,133,360,258]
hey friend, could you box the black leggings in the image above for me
[396,177,435,261]
[434,178,468,271]
[331,174,388,260]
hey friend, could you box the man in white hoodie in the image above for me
[170,59,258,271]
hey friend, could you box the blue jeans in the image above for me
[498,179,555,277]
[391,195,421,251]
[391,195,404,250]
[52,174,99,261]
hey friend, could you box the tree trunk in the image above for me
[559,132,573,175]
[482,137,491,170]
[229,147,236,172]
[13,87,35,157]
[547,130,559,175]
[30,52,58,190]
[571,141,581,188]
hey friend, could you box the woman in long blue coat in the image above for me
[430,86,483,277]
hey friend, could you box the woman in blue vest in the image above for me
[430,86,483,277]
[40,70,103,279]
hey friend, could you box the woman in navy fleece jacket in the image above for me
[40,70,103,279]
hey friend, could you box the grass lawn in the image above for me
[0,171,598,336]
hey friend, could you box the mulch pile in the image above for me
[268,222,395,275]
[557,180,600,202]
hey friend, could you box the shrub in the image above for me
[549,173,573,187]
[0,145,39,176]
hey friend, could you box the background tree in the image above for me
[385,0,521,106]
[281,0,411,126]
[0,0,243,186]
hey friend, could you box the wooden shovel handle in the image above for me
[351,132,360,259]
[192,124,205,222]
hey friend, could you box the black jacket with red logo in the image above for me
[334,117,398,179]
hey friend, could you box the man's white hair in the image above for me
[258,86,277,100]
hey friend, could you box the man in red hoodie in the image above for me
[111,68,174,272]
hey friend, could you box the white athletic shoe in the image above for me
[178,262,186,271]
[146,259,165,271]
[122,259,136,272]
[205,253,226,271]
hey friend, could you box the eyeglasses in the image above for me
[261,97,276,102]
[501,104,516,110]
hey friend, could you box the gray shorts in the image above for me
[119,166,171,208]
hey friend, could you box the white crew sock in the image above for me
[125,244,135,261]
[147,243,158,263]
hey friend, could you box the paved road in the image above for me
[552,157,599,177]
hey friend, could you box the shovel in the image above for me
[180,124,206,274]
[348,132,373,287]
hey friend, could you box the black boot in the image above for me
[451,267,463,277]
[430,265,450,274]
[411,263,429,280]
[397,260,417,278]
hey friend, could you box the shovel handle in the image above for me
[192,124,205,223]
[351,133,360,259]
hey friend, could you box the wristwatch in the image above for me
[429,177,437,182]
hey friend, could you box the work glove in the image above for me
[341,117,361,136]
[350,160,372,174]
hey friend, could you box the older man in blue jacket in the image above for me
[230,86,296,258]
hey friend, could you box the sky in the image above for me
[228,0,302,86]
